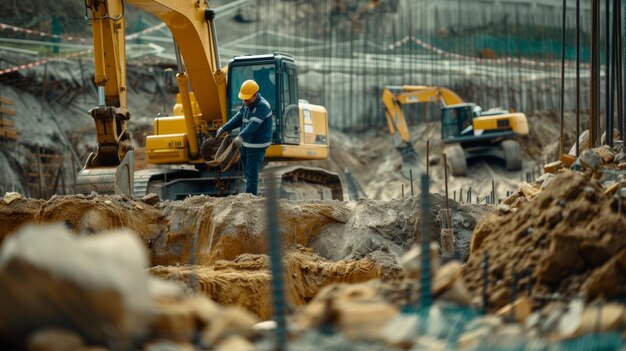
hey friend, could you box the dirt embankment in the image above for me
[464,171,626,311]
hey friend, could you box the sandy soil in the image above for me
[464,171,626,312]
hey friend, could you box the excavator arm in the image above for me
[129,0,227,125]
[76,0,227,195]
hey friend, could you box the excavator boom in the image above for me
[76,0,227,196]
[129,0,227,126]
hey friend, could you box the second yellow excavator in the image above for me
[76,0,343,200]
[382,85,529,176]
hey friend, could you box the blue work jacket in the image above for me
[222,94,273,148]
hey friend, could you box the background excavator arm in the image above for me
[382,85,464,178]
[382,85,465,144]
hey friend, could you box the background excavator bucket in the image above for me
[399,145,425,180]
[75,151,135,196]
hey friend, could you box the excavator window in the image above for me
[442,106,473,140]
[457,108,473,135]
[281,65,300,144]
[227,64,277,120]
[442,108,459,140]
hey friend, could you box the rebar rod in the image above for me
[607,0,614,146]
[560,0,567,156]
[265,171,287,351]
[591,0,601,148]
[577,0,581,156]
[420,173,431,310]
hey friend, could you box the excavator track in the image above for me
[260,165,344,201]
[446,144,468,177]
[500,139,522,171]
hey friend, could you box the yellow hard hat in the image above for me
[238,80,259,100]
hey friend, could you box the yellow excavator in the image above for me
[76,0,343,200]
[382,85,529,176]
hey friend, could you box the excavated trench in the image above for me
[0,191,490,319]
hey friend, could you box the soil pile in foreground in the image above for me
[464,171,626,311]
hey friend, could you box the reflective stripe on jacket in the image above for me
[221,94,273,148]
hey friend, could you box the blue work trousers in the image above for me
[240,146,266,195]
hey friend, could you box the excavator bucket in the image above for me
[399,145,425,180]
[75,151,134,196]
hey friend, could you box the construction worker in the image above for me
[216,80,273,195]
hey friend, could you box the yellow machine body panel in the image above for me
[266,144,329,160]
[472,113,529,136]
[266,102,330,160]
[152,116,187,136]
[146,133,189,164]
[300,103,330,148]
[147,92,208,164]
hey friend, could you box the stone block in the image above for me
[543,161,563,174]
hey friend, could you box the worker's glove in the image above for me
[232,136,243,147]
[215,127,224,138]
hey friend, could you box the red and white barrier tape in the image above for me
[385,35,591,69]
[0,23,88,42]
[125,23,167,40]
[0,22,169,76]
[0,22,168,42]
[0,50,92,76]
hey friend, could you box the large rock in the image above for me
[0,224,154,347]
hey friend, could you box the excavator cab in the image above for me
[227,53,332,162]
[224,53,342,200]
[441,104,477,141]
[227,53,301,147]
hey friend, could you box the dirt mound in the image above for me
[523,111,582,164]
[464,171,626,311]
[1,191,489,266]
